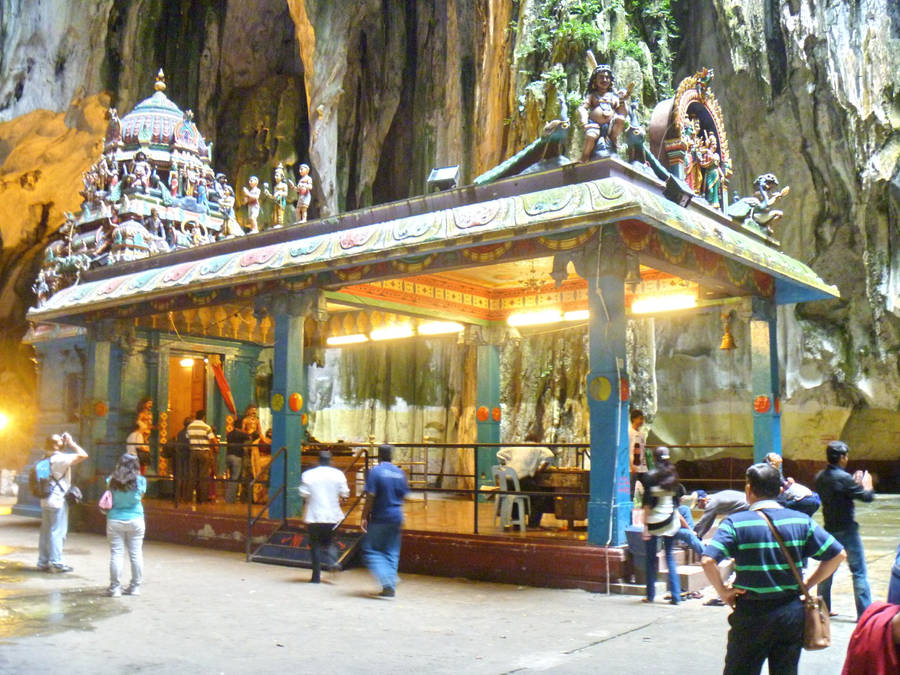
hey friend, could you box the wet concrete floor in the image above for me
[0,496,897,674]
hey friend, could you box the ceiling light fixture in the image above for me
[179,357,194,368]
[631,292,697,315]
[417,321,465,336]
[563,309,590,322]
[326,334,369,346]
[370,325,414,341]
[506,309,562,327]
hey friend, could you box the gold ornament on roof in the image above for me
[155,69,166,92]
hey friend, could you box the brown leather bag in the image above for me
[759,511,831,650]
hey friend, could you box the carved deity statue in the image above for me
[242,176,261,233]
[263,163,288,228]
[288,163,313,223]
[578,52,632,162]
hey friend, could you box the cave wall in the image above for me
[0,0,898,471]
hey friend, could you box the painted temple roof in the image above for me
[28,159,838,324]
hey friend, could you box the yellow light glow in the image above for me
[326,334,369,346]
[370,325,415,341]
[631,293,697,314]
[506,309,562,327]
[179,357,195,368]
[417,321,464,336]
[563,309,590,322]
[0,412,8,431]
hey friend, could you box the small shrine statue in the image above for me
[219,186,244,238]
[699,133,725,208]
[262,163,288,228]
[242,176,261,233]
[130,151,152,193]
[168,162,180,198]
[727,173,790,237]
[213,172,229,201]
[105,107,122,147]
[32,268,52,306]
[289,163,313,223]
[578,52,632,162]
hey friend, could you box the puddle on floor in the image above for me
[0,560,127,640]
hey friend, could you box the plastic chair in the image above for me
[493,465,530,532]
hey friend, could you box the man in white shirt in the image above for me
[628,408,647,497]
[38,432,88,572]
[496,444,555,527]
[299,450,350,583]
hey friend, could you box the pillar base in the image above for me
[587,498,633,546]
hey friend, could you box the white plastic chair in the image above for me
[492,465,530,532]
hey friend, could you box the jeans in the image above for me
[645,534,681,603]
[308,522,336,582]
[225,455,243,504]
[363,521,402,590]
[674,505,704,556]
[818,525,872,618]
[107,517,145,591]
[724,596,803,674]
[888,542,900,604]
[38,503,68,568]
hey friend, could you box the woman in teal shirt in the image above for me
[106,453,146,597]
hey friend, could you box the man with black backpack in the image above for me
[36,432,88,573]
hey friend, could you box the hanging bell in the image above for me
[719,311,736,350]
[719,327,736,350]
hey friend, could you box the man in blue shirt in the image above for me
[701,463,845,675]
[361,444,409,598]
[815,440,875,619]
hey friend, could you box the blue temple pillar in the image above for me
[750,297,782,462]
[578,229,631,546]
[475,335,501,493]
[83,321,121,476]
[257,289,325,518]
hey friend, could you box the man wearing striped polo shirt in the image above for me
[701,463,845,675]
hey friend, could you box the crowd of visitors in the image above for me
[29,403,897,670]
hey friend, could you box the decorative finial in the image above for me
[155,69,166,92]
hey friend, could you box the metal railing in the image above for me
[85,438,756,538]
[245,445,287,560]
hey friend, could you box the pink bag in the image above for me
[98,489,114,513]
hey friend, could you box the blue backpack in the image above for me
[29,458,53,498]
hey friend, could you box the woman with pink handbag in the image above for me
[104,453,146,597]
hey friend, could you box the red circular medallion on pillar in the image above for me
[288,392,303,412]
[753,395,771,414]
[491,407,501,422]
[476,406,489,422]
[620,378,630,402]
[93,400,108,417]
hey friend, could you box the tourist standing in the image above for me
[815,440,874,619]
[299,450,349,583]
[628,408,647,486]
[225,417,251,504]
[641,447,682,604]
[105,452,146,597]
[37,432,88,573]
[360,444,409,598]
[701,463,845,674]
[187,409,217,503]
[173,416,193,502]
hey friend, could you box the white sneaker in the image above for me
[106,586,122,597]
[123,585,140,596]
